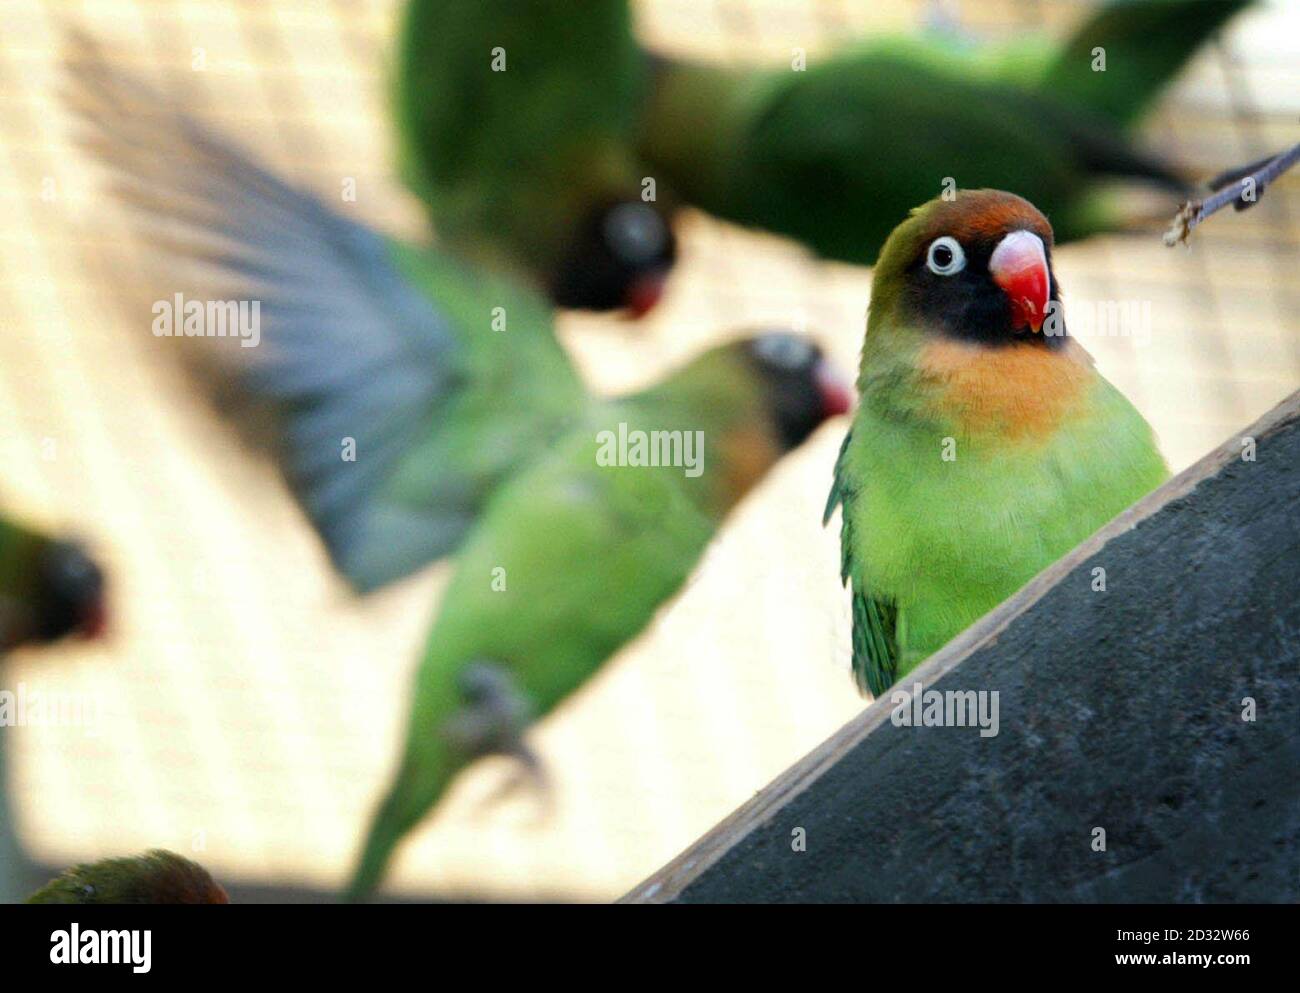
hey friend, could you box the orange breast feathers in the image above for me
[712,422,784,506]
[916,336,1095,440]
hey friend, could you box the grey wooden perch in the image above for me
[624,390,1300,903]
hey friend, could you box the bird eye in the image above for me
[752,333,814,370]
[926,236,966,276]
[602,203,668,265]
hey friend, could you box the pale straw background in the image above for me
[0,0,1296,900]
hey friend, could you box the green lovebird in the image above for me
[826,190,1169,697]
[636,0,1253,267]
[0,514,105,653]
[347,331,849,900]
[394,0,676,315]
[27,850,229,904]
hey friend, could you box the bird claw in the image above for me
[441,660,533,755]
[440,661,553,818]
[481,744,554,822]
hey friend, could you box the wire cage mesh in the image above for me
[0,0,1296,900]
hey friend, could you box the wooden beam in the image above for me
[624,390,1300,903]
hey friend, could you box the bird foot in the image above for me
[440,661,553,818]
[479,748,554,823]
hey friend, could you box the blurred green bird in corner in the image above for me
[64,34,852,901]
[827,189,1169,698]
[1,513,106,903]
[395,0,1252,289]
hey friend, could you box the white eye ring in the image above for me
[926,236,966,276]
[752,333,813,369]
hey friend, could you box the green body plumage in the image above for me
[830,373,1168,691]
[828,190,1169,696]
[347,338,837,900]
[1032,0,1253,127]
[345,242,590,586]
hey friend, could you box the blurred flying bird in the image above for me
[826,190,1169,697]
[394,0,676,315]
[395,0,1250,283]
[346,331,849,900]
[64,36,852,901]
[67,34,595,592]
[27,849,229,904]
[0,514,106,653]
[635,0,1253,265]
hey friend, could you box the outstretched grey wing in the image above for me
[66,33,469,590]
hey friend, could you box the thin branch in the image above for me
[1164,141,1300,246]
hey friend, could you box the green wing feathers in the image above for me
[1036,0,1255,127]
[636,1,1253,265]
[826,432,900,698]
[67,37,588,592]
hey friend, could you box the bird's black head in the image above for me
[550,200,676,315]
[34,540,106,642]
[744,332,853,450]
[886,189,1066,348]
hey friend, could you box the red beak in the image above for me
[989,230,1050,333]
[815,360,854,418]
[624,272,668,318]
